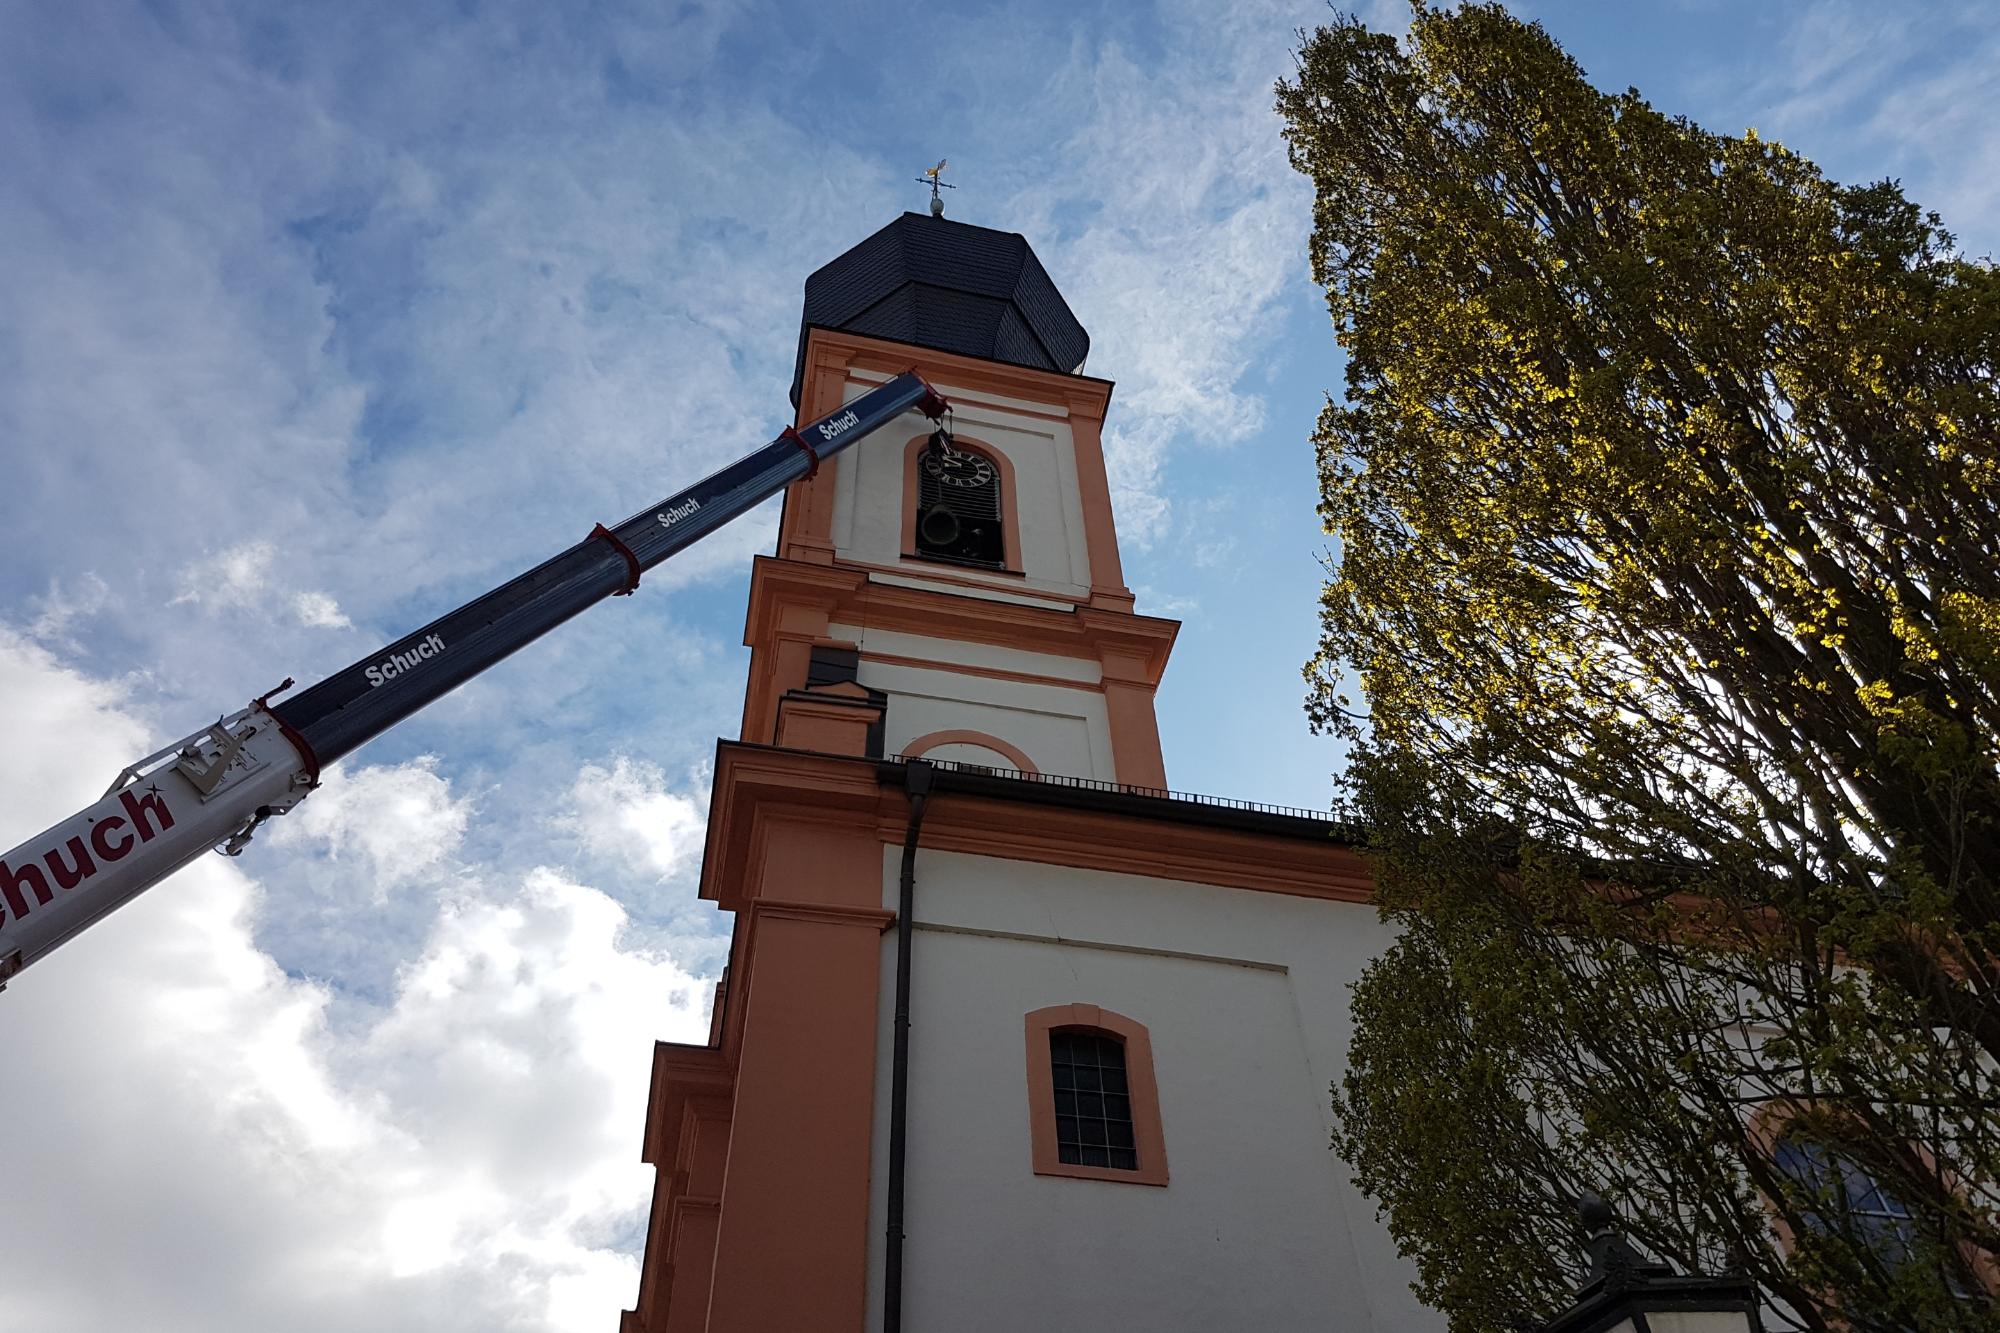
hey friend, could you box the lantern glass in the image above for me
[1640,1304,1752,1328]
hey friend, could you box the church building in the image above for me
[620,212,1440,1331]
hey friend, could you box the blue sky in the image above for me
[2,1,1997,1328]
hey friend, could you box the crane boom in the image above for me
[0,372,949,989]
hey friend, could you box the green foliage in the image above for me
[1277,5,2000,1331]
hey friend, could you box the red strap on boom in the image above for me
[589,523,643,595]
[911,372,950,422]
[254,677,323,786]
[781,424,820,480]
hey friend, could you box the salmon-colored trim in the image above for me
[898,432,1023,574]
[779,338,860,564]
[739,557,1176,767]
[1083,618,1167,786]
[699,749,892,914]
[774,691,882,757]
[848,363,1090,427]
[737,567,846,745]
[902,728,1040,775]
[1024,1004,1169,1186]
[704,891,889,1332]
[638,769,896,1333]
[836,556,1091,604]
[1747,1098,1823,1261]
[807,328,1114,418]
[917,785,1367,899]
[1060,397,1132,607]
[700,744,1374,910]
[626,1046,734,1333]
[752,898,897,931]
[1103,680,1167,789]
[660,1091,732,1333]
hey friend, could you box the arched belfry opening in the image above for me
[915,440,1005,567]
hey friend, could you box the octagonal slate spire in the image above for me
[790,212,1091,405]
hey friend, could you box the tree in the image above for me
[1275,6,2000,1331]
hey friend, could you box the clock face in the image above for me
[925,450,994,488]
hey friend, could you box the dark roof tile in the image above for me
[792,213,1089,405]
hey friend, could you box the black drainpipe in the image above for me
[883,757,934,1333]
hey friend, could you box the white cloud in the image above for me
[1130,584,1200,618]
[557,755,708,882]
[294,589,354,629]
[166,541,353,633]
[169,539,278,607]
[986,2,1314,547]
[0,629,710,1332]
[26,572,113,649]
[271,754,473,896]
[1706,0,2000,253]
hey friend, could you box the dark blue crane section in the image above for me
[274,372,946,767]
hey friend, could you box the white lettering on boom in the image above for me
[364,633,447,688]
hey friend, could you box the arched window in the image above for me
[913,439,1005,567]
[1773,1137,1920,1265]
[899,728,1039,775]
[1754,1113,1993,1308]
[1772,1133,1992,1303]
[1023,1005,1168,1186]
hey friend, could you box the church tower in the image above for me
[622,214,1437,1333]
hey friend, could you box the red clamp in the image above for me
[589,523,643,595]
[781,424,821,480]
[909,370,950,421]
[253,676,322,787]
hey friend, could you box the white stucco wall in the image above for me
[830,370,1096,599]
[863,848,1445,1332]
[829,624,1115,781]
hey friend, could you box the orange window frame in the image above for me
[1023,1004,1169,1187]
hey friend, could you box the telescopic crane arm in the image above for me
[0,372,950,989]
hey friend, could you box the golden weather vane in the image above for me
[916,158,955,216]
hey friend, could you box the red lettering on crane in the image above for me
[0,790,178,927]
[90,816,133,862]
[120,786,175,842]
[43,837,95,890]
[1,858,52,920]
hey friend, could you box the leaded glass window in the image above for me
[1050,1030,1138,1171]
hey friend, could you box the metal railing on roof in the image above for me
[885,754,1344,826]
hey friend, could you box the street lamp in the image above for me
[1541,1193,1765,1333]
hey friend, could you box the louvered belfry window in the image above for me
[1050,1030,1139,1170]
[914,446,1005,567]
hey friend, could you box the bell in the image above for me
[918,505,960,548]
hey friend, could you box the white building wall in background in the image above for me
[862,849,1445,1333]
